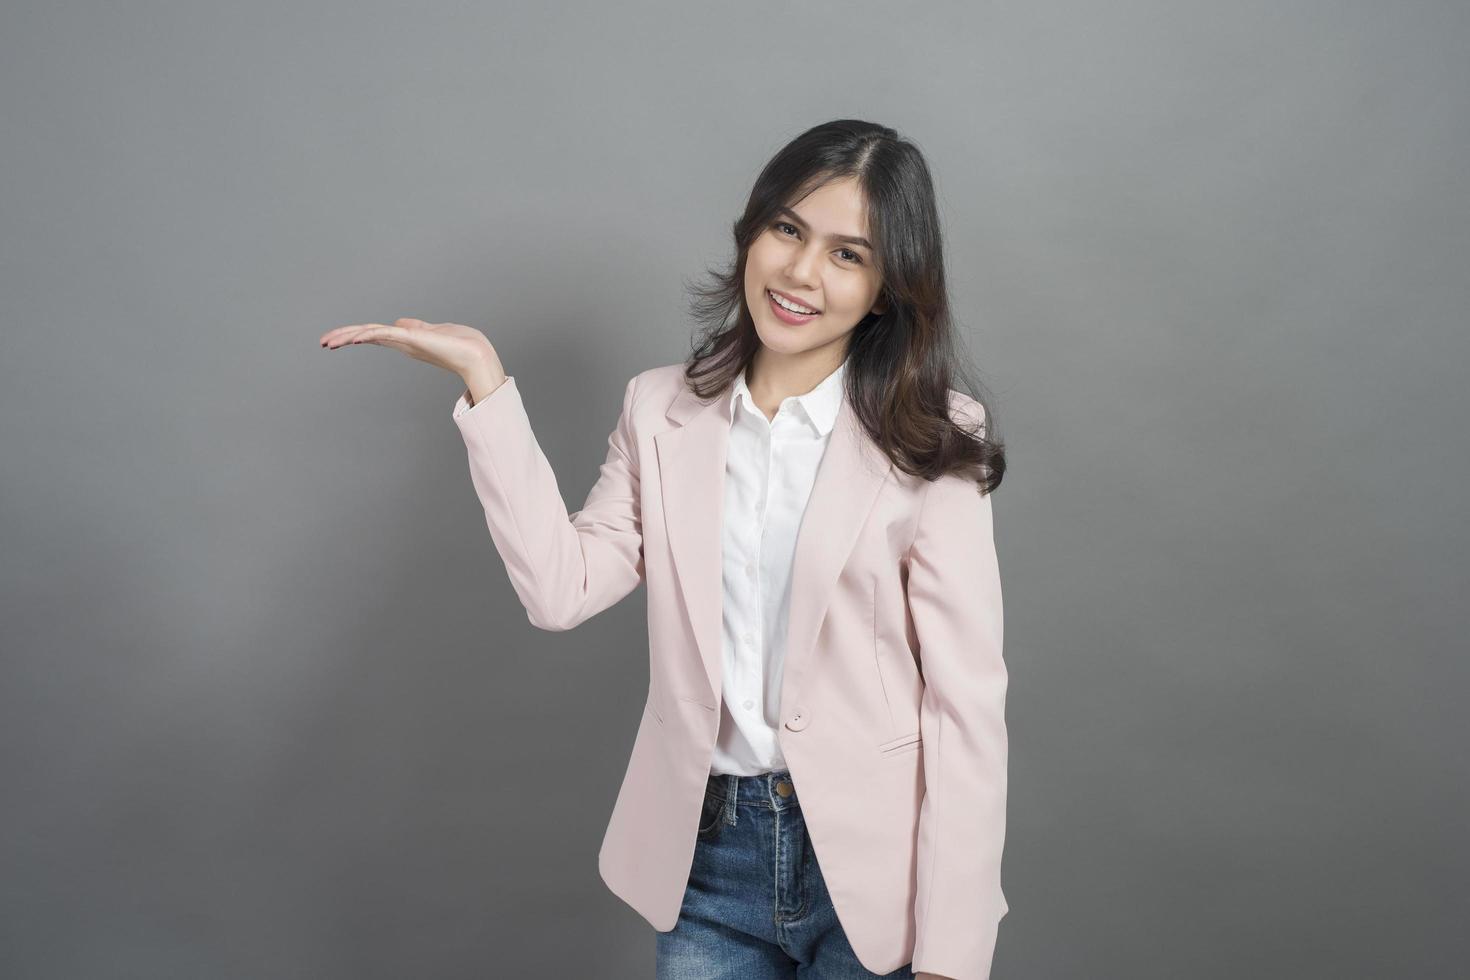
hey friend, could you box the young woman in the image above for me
[320,119,1009,980]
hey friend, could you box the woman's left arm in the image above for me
[904,408,1009,980]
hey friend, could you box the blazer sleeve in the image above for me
[451,372,644,632]
[904,401,1009,980]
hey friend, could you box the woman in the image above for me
[320,119,1009,980]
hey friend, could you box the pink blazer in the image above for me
[453,362,1008,979]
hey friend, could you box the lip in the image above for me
[764,289,823,327]
[766,289,818,325]
[767,288,821,313]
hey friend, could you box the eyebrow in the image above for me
[776,207,873,250]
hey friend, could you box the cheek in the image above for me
[830,279,872,313]
[747,237,779,275]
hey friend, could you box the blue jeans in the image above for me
[655,767,916,979]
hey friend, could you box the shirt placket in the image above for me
[739,409,772,719]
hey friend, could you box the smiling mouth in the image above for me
[767,289,821,316]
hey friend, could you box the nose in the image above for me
[783,243,820,290]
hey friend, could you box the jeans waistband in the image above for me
[705,768,800,811]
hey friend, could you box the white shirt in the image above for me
[710,355,849,776]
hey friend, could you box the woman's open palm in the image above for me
[318,317,497,379]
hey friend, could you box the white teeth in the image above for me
[769,290,818,315]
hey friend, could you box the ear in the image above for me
[871,292,889,316]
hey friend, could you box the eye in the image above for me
[773,221,864,265]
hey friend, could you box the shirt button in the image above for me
[746,562,756,578]
[743,632,754,644]
[743,699,754,710]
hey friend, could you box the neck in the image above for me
[746,341,847,406]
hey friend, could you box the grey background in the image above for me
[2,1,1465,977]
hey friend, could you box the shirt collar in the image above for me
[728,356,848,436]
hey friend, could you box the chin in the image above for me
[758,332,831,358]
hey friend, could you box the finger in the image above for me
[321,319,424,349]
[321,325,367,349]
[320,324,378,348]
[324,323,397,349]
[319,325,356,347]
[350,324,397,345]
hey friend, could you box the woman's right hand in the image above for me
[318,318,508,402]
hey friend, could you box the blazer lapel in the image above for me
[654,384,731,709]
[778,393,894,719]
[654,375,894,713]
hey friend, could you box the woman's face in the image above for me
[743,176,887,362]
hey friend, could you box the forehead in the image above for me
[785,178,872,240]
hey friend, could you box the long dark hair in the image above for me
[680,119,1006,495]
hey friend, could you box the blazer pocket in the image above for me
[876,730,923,756]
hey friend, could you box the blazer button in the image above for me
[785,709,810,731]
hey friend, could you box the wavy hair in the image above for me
[680,119,1006,495]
